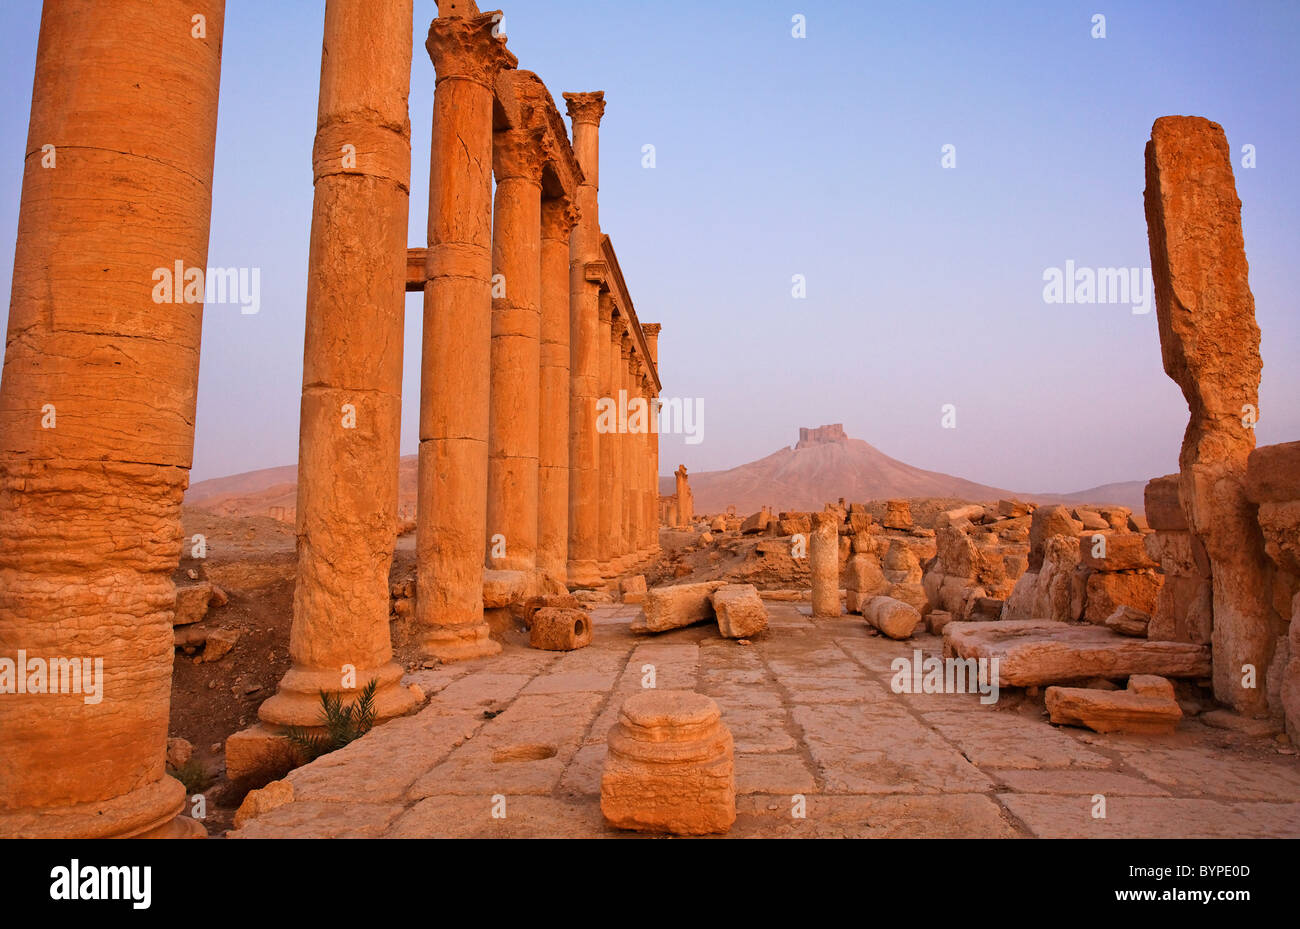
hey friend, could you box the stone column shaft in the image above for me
[260,0,417,727]
[486,128,546,579]
[624,347,641,561]
[563,91,606,588]
[600,315,625,569]
[538,195,578,589]
[810,512,842,617]
[0,0,224,838]
[643,323,661,554]
[416,11,513,661]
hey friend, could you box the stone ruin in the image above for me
[0,1,1294,841]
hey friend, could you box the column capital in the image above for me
[541,193,580,239]
[641,322,661,339]
[564,91,607,126]
[426,12,517,87]
[493,127,550,183]
[597,292,614,323]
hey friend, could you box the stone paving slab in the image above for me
[230,601,1300,839]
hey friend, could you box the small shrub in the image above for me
[284,678,379,763]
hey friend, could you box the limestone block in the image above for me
[944,620,1211,687]
[600,691,735,835]
[483,569,529,608]
[888,582,929,615]
[1028,504,1082,571]
[173,582,214,626]
[1078,531,1159,571]
[927,610,955,635]
[710,584,768,639]
[1046,675,1182,735]
[233,779,295,830]
[529,608,593,651]
[638,581,724,633]
[882,499,912,530]
[1105,605,1151,638]
[845,553,888,613]
[1147,573,1213,644]
[999,500,1031,518]
[862,596,921,640]
[621,575,648,605]
[740,510,769,534]
[1074,509,1109,531]
[1083,571,1163,625]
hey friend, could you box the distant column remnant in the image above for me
[260,0,418,729]
[415,5,514,661]
[675,464,694,527]
[810,511,842,617]
[1143,115,1273,714]
[0,0,225,838]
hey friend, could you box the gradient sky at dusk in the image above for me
[1,1,1297,493]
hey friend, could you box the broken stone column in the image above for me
[529,607,592,651]
[601,690,735,835]
[563,91,606,588]
[674,464,693,527]
[537,194,579,591]
[485,127,547,585]
[810,511,842,617]
[416,7,514,661]
[1144,115,1273,713]
[260,0,419,727]
[0,0,224,838]
[1143,474,1213,644]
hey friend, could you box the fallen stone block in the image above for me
[1046,675,1183,734]
[927,610,954,635]
[1079,531,1160,571]
[636,581,725,633]
[225,723,299,784]
[173,582,213,626]
[944,620,1211,687]
[1144,473,1187,531]
[621,575,647,605]
[529,607,593,651]
[601,690,735,835]
[710,584,768,639]
[233,778,295,830]
[882,499,912,530]
[483,569,528,608]
[199,627,239,663]
[863,595,921,640]
[1083,570,1163,625]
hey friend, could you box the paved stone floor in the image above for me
[229,602,1300,838]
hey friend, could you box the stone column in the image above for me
[538,194,579,591]
[564,91,606,588]
[810,512,842,617]
[0,0,224,838]
[675,465,693,528]
[601,314,626,572]
[623,343,640,565]
[416,8,514,661]
[485,127,547,583]
[259,0,417,728]
[643,323,662,554]
[595,295,617,569]
[640,372,656,553]
[1144,116,1272,713]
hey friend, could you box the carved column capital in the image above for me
[493,127,549,183]
[426,12,516,88]
[540,193,580,240]
[563,91,607,126]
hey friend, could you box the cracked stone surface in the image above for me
[229,602,1300,838]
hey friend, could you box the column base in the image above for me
[258,660,418,728]
[567,559,603,589]
[420,622,502,663]
[0,774,186,839]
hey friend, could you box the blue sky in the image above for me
[1,0,1296,493]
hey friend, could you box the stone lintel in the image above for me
[405,247,427,292]
[600,234,661,393]
[495,70,584,200]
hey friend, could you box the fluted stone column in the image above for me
[810,511,842,617]
[538,194,579,590]
[416,9,514,661]
[0,0,224,838]
[260,0,417,728]
[564,91,606,588]
[485,128,546,583]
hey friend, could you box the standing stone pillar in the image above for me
[485,128,547,583]
[810,512,842,617]
[416,8,514,661]
[259,0,417,728]
[674,465,693,527]
[0,0,224,838]
[643,323,662,553]
[564,91,606,588]
[538,194,579,591]
[595,296,617,569]
[1144,116,1273,713]
[623,345,641,564]
[639,372,656,553]
[601,316,627,572]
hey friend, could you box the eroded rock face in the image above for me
[1144,115,1273,713]
[600,690,735,835]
